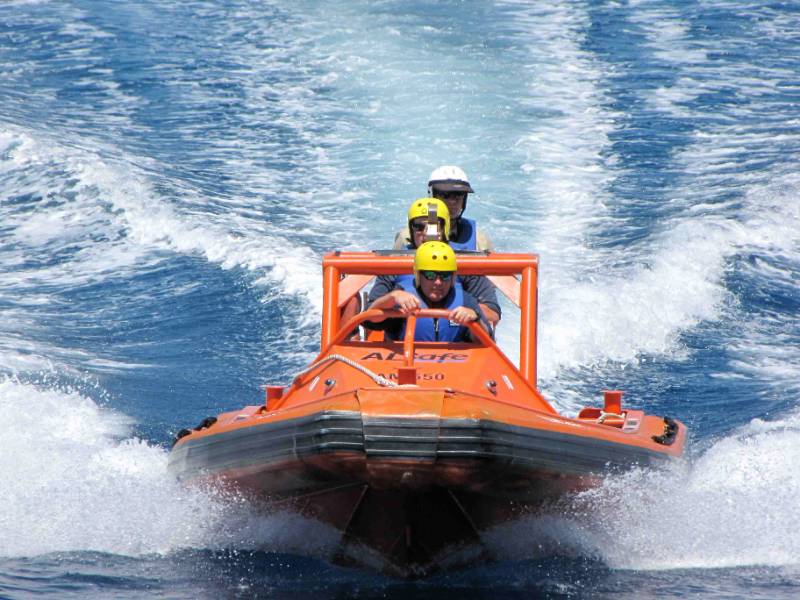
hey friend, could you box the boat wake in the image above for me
[488,410,800,571]
[0,378,340,562]
[585,411,800,570]
[0,378,224,558]
[0,126,322,314]
[3,376,799,572]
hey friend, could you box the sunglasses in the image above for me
[420,270,453,281]
[411,219,445,233]
[410,221,428,232]
[433,191,467,201]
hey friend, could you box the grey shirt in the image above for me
[368,274,501,317]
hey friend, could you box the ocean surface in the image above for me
[2,0,799,597]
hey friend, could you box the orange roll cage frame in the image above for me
[321,252,540,386]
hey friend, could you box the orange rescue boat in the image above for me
[168,251,687,577]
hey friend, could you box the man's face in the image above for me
[410,218,445,247]
[418,270,453,303]
[433,190,466,220]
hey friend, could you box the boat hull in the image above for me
[169,395,684,576]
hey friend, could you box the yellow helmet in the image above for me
[407,197,450,243]
[413,241,457,285]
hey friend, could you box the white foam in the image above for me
[503,0,619,264]
[0,379,220,557]
[0,377,343,560]
[631,0,799,121]
[535,164,799,388]
[505,19,800,391]
[4,375,799,570]
[482,409,800,570]
[0,304,118,376]
[0,126,323,313]
[537,216,730,379]
[649,79,704,117]
[475,1,622,387]
[584,411,800,569]
[481,1,725,407]
[629,5,708,65]
[715,177,800,393]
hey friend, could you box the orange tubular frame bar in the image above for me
[321,252,540,388]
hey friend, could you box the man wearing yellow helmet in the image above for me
[405,197,451,248]
[369,198,500,325]
[394,166,494,252]
[366,242,490,342]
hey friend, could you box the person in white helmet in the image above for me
[394,166,494,252]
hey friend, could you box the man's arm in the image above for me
[455,292,493,341]
[367,275,398,304]
[366,288,420,322]
[460,275,501,325]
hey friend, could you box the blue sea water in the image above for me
[2,0,800,597]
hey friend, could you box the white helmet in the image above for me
[427,165,474,195]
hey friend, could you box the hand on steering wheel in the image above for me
[390,290,421,315]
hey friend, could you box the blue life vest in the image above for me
[395,280,470,342]
[449,217,478,251]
